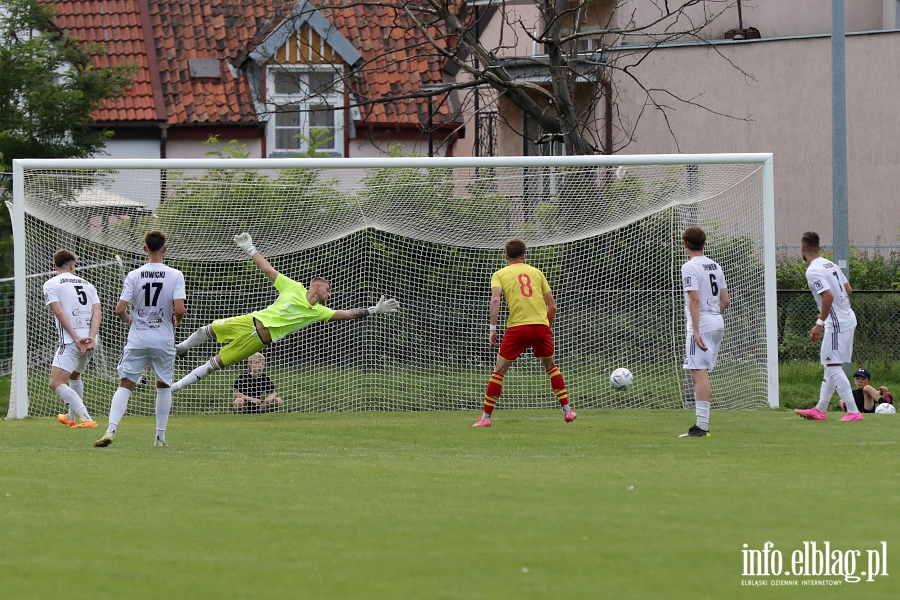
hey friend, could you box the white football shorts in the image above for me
[51,343,93,374]
[683,329,724,371]
[820,326,855,365]
[117,347,176,385]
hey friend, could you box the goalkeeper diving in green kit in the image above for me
[169,233,401,392]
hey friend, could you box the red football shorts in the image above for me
[498,324,555,361]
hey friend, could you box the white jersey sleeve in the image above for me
[121,263,187,349]
[42,273,100,345]
[805,257,856,331]
[682,256,727,333]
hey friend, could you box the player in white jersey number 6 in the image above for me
[679,227,730,438]
[94,231,187,448]
[43,250,102,428]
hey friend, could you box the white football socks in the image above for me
[176,325,213,353]
[107,387,132,433]
[171,358,220,392]
[816,376,836,413]
[828,366,859,413]
[55,383,91,422]
[695,400,711,431]
[155,388,172,442]
[68,378,84,421]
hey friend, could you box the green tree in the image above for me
[0,0,136,276]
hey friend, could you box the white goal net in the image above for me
[8,155,777,418]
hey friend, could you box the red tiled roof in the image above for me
[325,4,456,127]
[149,0,296,126]
[50,0,162,123]
[51,0,460,129]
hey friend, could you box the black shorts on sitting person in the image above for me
[853,389,876,413]
[234,372,274,413]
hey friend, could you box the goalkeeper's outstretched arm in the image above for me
[234,233,278,283]
[330,295,401,321]
[251,253,278,284]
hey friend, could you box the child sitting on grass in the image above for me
[233,353,282,413]
[841,367,893,413]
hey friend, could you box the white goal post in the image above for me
[8,153,777,419]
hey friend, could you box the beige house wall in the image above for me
[456,3,900,246]
[477,2,539,57]
[617,0,889,40]
[610,31,900,246]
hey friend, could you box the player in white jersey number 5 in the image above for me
[794,231,862,421]
[43,250,101,428]
[94,231,186,448]
[679,227,730,438]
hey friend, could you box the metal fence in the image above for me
[777,290,900,369]
[0,279,12,376]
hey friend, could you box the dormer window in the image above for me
[267,67,344,155]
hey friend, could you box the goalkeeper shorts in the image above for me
[211,314,266,367]
[498,324,555,361]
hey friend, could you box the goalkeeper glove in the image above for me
[234,232,257,257]
[368,295,401,316]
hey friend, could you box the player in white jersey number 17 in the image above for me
[94,231,187,448]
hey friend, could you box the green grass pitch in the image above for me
[1,409,898,599]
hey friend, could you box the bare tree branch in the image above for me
[236,0,753,156]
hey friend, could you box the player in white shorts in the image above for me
[679,226,729,438]
[43,250,102,428]
[795,231,862,421]
[94,230,186,448]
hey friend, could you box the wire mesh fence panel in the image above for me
[777,290,900,370]
[0,279,13,376]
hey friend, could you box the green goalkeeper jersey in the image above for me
[252,274,336,342]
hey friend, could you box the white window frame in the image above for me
[265,65,345,156]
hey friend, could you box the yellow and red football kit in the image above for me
[480,262,570,418]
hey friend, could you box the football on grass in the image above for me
[610,368,634,391]
[875,402,896,414]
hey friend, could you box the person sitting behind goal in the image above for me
[170,233,401,392]
[841,367,893,413]
[233,352,282,413]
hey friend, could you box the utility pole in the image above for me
[831,0,849,277]
[832,0,850,377]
